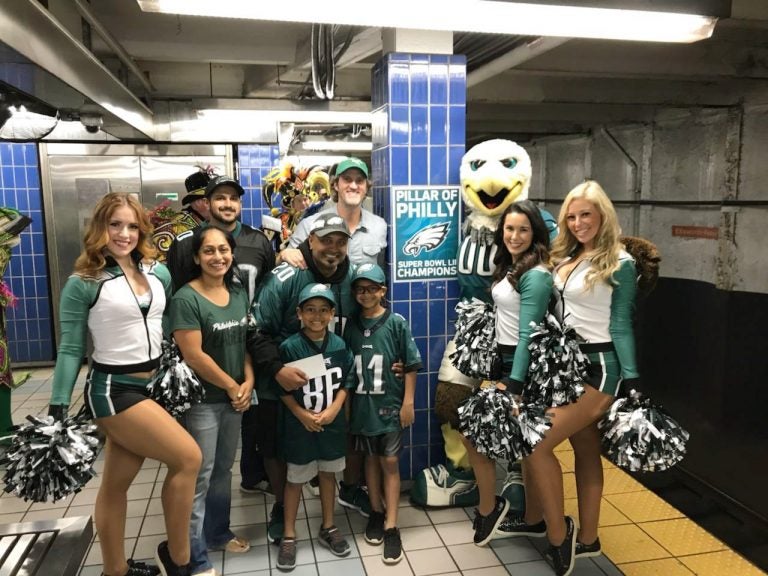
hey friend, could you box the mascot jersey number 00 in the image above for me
[411,139,556,509]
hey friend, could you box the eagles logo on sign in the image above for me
[403,222,451,257]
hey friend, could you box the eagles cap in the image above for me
[335,157,369,178]
[298,283,336,308]
[309,215,351,238]
[352,263,386,285]
[205,175,245,198]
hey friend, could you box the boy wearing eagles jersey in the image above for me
[276,283,355,571]
[344,264,422,564]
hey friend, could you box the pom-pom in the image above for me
[458,387,524,461]
[450,298,499,379]
[517,402,552,449]
[147,341,205,418]
[1,411,99,502]
[599,390,689,473]
[525,313,589,407]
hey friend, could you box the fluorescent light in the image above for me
[197,108,373,124]
[301,140,373,152]
[137,0,718,43]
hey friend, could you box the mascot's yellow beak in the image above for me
[460,139,534,218]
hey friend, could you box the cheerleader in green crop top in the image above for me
[48,193,201,576]
[525,181,640,576]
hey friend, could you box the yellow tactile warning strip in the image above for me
[551,443,768,575]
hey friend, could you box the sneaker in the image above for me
[317,525,351,557]
[155,540,191,576]
[546,516,576,576]
[365,510,386,545]
[410,463,479,507]
[240,479,272,495]
[112,559,160,576]
[575,537,602,558]
[382,527,403,564]
[308,475,321,497]
[496,512,547,538]
[337,482,371,518]
[501,464,526,514]
[471,495,509,546]
[268,502,285,545]
[276,537,297,571]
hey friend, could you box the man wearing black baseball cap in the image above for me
[282,157,387,268]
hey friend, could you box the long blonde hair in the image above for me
[74,193,157,278]
[551,180,622,290]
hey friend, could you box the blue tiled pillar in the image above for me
[236,144,280,228]
[371,53,466,479]
[0,143,53,363]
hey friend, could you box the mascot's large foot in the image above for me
[411,462,479,508]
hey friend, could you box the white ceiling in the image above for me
[6,0,768,143]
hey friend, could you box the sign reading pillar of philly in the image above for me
[392,187,461,281]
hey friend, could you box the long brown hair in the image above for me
[492,200,552,289]
[74,193,157,278]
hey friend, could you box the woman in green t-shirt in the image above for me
[170,226,254,575]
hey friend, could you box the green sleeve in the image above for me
[610,258,640,380]
[50,276,92,407]
[169,290,202,333]
[509,269,553,391]
[155,262,173,338]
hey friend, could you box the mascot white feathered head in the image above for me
[460,139,532,233]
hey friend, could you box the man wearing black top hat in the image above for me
[151,168,213,263]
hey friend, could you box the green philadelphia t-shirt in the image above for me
[170,284,250,403]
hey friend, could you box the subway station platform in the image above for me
[1,369,764,576]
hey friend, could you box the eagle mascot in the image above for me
[411,139,556,508]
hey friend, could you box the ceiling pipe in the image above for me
[467,37,570,87]
[72,0,155,94]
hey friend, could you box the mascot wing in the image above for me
[403,222,451,256]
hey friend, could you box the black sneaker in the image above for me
[337,481,371,517]
[471,495,509,546]
[155,541,191,576]
[317,525,351,557]
[496,512,547,538]
[575,537,602,558]
[276,537,297,571]
[365,510,386,545]
[268,502,285,545]
[546,516,576,576]
[382,527,403,564]
[106,559,159,576]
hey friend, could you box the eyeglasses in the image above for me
[353,285,382,295]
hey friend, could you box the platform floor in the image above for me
[1,369,764,576]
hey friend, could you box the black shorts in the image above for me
[84,369,152,418]
[355,430,403,457]
[254,399,279,458]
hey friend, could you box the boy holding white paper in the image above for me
[275,283,355,571]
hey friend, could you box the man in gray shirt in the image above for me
[280,157,387,268]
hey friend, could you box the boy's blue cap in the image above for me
[298,283,336,307]
[352,263,386,285]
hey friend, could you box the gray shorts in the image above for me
[355,430,403,457]
[286,457,346,484]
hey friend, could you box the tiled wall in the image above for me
[372,53,467,479]
[236,144,280,229]
[0,143,53,363]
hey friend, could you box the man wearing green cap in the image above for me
[282,157,387,268]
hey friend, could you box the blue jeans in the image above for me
[184,402,242,573]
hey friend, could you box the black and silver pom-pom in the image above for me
[1,412,99,502]
[525,313,589,407]
[599,390,690,473]
[147,341,206,418]
[517,402,552,450]
[458,387,527,462]
[450,298,498,379]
